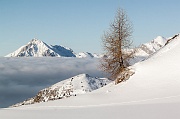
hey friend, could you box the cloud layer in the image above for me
[0,57,105,108]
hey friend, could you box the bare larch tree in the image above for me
[101,8,134,83]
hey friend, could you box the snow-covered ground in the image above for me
[1,34,180,119]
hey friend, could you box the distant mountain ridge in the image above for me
[6,36,167,59]
[5,38,103,58]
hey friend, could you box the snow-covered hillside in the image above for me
[6,39,76,57]
[1,34,180,119]
[12,74,111,107]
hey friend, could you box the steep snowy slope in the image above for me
[6,39,76,57]
[1,34,180,119]
[12,74,111,107]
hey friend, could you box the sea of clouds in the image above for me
[0,57,106,108]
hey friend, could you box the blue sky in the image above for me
[0,0,180,56]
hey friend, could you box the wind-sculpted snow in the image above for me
[0,57,104,108]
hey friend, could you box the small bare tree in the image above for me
[101,8,134,83]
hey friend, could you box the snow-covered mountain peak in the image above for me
[6,39,76,57]
[5,39,102,58]
[134,35,167,56]
[143,36,167,52]
[28,38,48,48]
[31,38,41,42]
[29,38,46,45]
[129,35,167,65]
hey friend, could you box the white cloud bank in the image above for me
[0,57,105,108]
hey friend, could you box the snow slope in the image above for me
[12,74,111,107]
[6,39,76,57]
[1,34,180,119]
